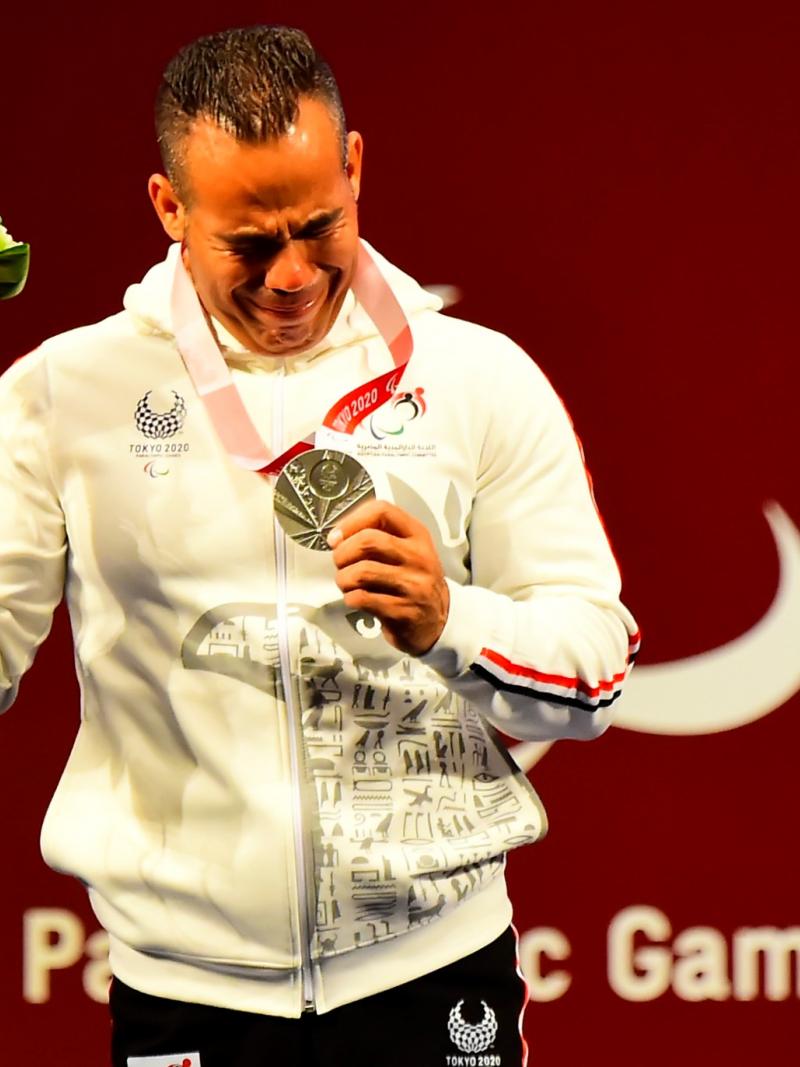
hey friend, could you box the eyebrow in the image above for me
[222,208,344,244]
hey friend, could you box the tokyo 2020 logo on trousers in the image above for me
[447,1000,498,1053]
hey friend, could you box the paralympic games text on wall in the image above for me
[19,905,800,1006]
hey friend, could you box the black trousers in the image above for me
[110,927,528,1067]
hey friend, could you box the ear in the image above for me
[346,131,363,202]
[148,173,187,242]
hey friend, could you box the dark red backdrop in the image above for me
[2,3,798,1062]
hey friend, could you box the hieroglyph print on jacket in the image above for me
[182,591,546,959]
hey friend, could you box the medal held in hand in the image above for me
[172,241,411,550]
[275,449,375,550]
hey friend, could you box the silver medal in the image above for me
[274,449,375,550]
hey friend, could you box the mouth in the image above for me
[249,290,324,324]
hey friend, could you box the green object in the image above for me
[0,218,30,299]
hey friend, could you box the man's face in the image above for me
[151,97,363,357]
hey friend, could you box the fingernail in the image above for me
[327,527,343,548]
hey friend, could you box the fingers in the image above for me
[331,527,406,570]
[326,497,449,656]
[335,559,407,597]
[335,554,437,600]
[327,499,419,548]
[330,507,434,595]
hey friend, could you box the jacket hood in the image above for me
[123,239,442,368]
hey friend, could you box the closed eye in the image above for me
[226,237,282,259]
[295,211,344,241]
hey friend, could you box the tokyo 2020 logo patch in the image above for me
[134,390,187,439]
[447,999,498,1054]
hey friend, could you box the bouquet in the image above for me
[0,217,29,299]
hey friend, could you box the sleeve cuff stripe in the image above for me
[477,647,629,699]
[470,663,623,712]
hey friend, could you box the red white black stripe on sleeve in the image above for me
[470,631,641,714]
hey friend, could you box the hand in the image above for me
[328,500,450,656]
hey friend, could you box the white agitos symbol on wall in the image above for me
[513,502,800,772]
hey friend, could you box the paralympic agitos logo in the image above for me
[368,387,427,440]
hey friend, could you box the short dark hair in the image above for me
[155,25,347,199]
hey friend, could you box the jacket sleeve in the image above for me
[420,343,639,742]
[0,352,67,712]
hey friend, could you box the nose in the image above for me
[265,242,316,293]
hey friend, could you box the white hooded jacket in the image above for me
[0,242,639,1015]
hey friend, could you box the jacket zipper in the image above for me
[271,362,317,1011]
